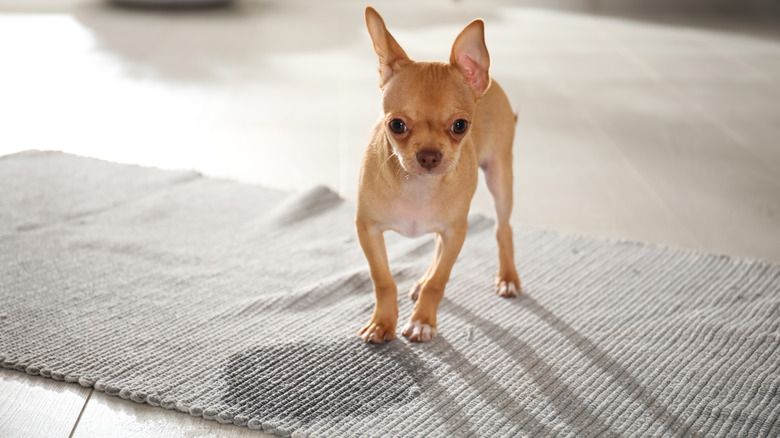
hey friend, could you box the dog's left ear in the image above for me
[450,19,491,98]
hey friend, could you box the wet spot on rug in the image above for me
[222,338,422,422]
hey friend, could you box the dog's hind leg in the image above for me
[481,155,521,298]
[409,234,443,301]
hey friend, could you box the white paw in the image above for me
[359,320,396,344]
[362,331,389,344]
[497,281,520,298]
[402,321,437,342]
[409,283,422,301]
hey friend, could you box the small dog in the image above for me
[356,7,520,343]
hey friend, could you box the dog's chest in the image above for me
[387,206,441,238]
[384,180,445,238]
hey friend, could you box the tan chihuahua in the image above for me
[356,7,520,344]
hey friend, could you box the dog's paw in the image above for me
[402,321,437,343]
[408,283,422,301]
[359,319,396,344]
[496,280,520,298]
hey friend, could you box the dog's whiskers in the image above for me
[375,152,397,183]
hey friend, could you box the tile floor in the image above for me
[1,0,779,436]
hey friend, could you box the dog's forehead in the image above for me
[383,62,475,119]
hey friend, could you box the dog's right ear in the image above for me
[365,7,413,87]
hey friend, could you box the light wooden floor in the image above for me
[1,0,779,436]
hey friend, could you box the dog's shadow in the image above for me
[438,293,705,438]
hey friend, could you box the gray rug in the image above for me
[1,150,779,437]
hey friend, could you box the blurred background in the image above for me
[1,0,779,263]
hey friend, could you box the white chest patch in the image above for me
[392,215,437,238]
[384,179,444,238]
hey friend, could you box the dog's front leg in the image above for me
[403,222,468,342]
[356,220,398,344]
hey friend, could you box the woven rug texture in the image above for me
[1,151,779,437]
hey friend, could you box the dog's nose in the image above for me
[416,150,442,170]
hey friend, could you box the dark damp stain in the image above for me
[15,222,42,232]
[221,338,422,422]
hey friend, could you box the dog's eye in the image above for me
[451,119,469,135]
[388,119,407,134]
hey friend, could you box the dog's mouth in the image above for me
[401,159,452,176]
[396,152,455,176]
[417,165,451,176]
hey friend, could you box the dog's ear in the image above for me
[365,7,413,87]
[450,19,491,98]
